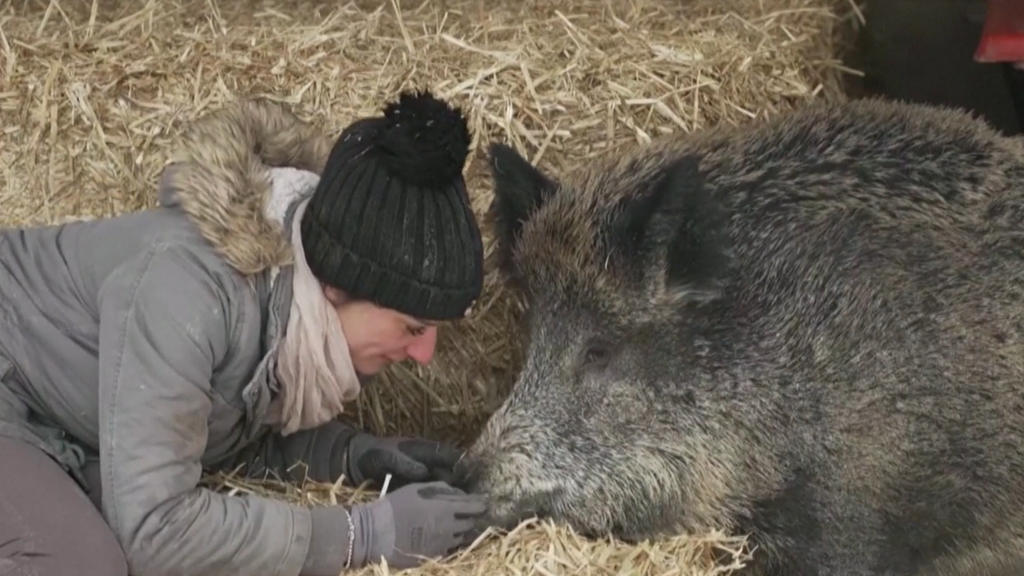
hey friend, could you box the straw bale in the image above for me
[1,0,858,573]
[201,470,755,575]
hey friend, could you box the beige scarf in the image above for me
[264,167,362,436]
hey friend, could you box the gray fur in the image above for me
[455,97,1024,576]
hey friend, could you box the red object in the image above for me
[974,0,1024,63]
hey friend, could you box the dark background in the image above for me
[844,0,1024,136]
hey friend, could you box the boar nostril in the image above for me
[450,459,478,493]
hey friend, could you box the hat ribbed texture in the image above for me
[300,91,484,321]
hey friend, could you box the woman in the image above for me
[0,90,487,576]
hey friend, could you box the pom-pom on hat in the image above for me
[300,89,484,321]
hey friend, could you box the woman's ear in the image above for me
[323,285,347,307]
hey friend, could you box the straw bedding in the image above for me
[1,0,857,573]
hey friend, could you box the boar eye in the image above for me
[582,341,613,368]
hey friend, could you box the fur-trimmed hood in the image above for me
[157,99,335,276]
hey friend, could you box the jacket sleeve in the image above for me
[96,243,313,576]
[221,419,361,485]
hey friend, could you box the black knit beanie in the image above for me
[299,90,484,322]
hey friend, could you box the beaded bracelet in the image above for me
[343,507,355,569]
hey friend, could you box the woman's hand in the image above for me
[357,481,486,568]
[305,481,487,574]
[342,432,464,490]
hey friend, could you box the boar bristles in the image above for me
[604,153,732,309]
[486,142,559,284]
[468,96,1024,576]
[486,142,732,323]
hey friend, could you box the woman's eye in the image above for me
[409,326,426,337]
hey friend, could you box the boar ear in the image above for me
[487,142,559,277]
[609,154,730,306]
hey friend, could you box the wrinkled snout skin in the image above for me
[460,98,1024,576]
[457,310,760,543]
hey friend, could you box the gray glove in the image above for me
[354,481,486,568]
[303,480,487,574]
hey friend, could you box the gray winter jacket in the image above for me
[0,100,364,576]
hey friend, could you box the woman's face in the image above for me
[324,286,439,375]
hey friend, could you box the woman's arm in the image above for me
[224,419,359,484]
[221,417,467,493]
[95,243,317,576]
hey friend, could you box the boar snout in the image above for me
[449,451,538,532]
[451,413,574,531]
[449,456,479,494]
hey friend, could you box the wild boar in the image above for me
[453,97,1024,576]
